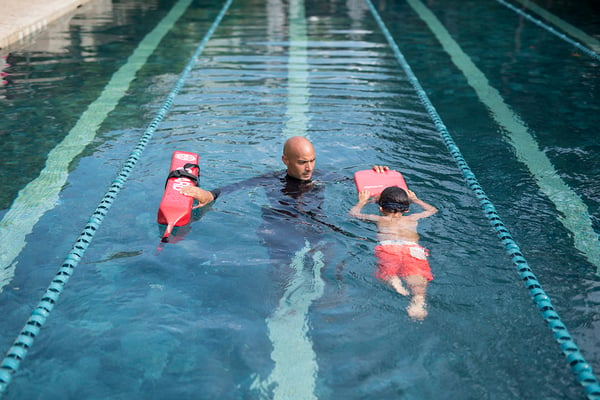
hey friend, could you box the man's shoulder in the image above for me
[313,169,351,183]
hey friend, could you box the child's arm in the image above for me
[349,190,380,222]
[406,190,438,220]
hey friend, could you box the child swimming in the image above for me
[350,185,438,320]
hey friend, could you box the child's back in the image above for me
[375,213,421,243]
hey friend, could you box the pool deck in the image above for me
[0,0,92,53]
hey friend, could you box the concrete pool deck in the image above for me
[0,0,92,52]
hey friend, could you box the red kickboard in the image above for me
[157,151,199,241]
[354,169,408,196]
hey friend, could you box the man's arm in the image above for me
[180,186,219,208]
[179,171,281,209]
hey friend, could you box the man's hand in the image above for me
[372,165,389,173]
[180,186,215,208]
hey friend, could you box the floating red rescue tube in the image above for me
[157,151,199,242]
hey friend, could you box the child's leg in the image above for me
[375,251,407,296]
[404,275,428,320]
[387,276,409,296]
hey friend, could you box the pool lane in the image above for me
[405,0,600,274]
[0,0,195,295]
[500,0,600,57]
[259,1,324,398]
[367,0,600,397]
[0,0,234,393]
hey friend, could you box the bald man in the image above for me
[180,135,386,246]
[281,135,316,181]
[177,137,390,391]
[181,136,321,207]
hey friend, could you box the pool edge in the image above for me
[0,0,93,54]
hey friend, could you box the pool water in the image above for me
[0,0,599,398]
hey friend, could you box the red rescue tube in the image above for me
[354,169,408,196]
[157,151,200,242]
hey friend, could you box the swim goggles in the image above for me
[379,202,409,212]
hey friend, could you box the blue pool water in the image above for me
[0,0,599,398]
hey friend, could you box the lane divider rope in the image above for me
[405,0,600,273]
[508,0,600,54]
[365,0,600,398]
[0,0,233,396]
[0,0,193,293]
[496,0,600,62]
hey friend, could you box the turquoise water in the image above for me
[0,0,599,398]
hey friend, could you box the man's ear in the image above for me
[281,155,289,167]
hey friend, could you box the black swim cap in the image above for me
[378,186,409,213]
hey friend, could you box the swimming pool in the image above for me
[0,0,599,398]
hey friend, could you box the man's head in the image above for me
[282,136,316,181]
[378,186,410,214]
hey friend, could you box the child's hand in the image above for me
[407,189,418,202]
[358,190,371,203]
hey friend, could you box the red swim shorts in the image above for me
[374,244,433,281]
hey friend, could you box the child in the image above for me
[350,186,438,320]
